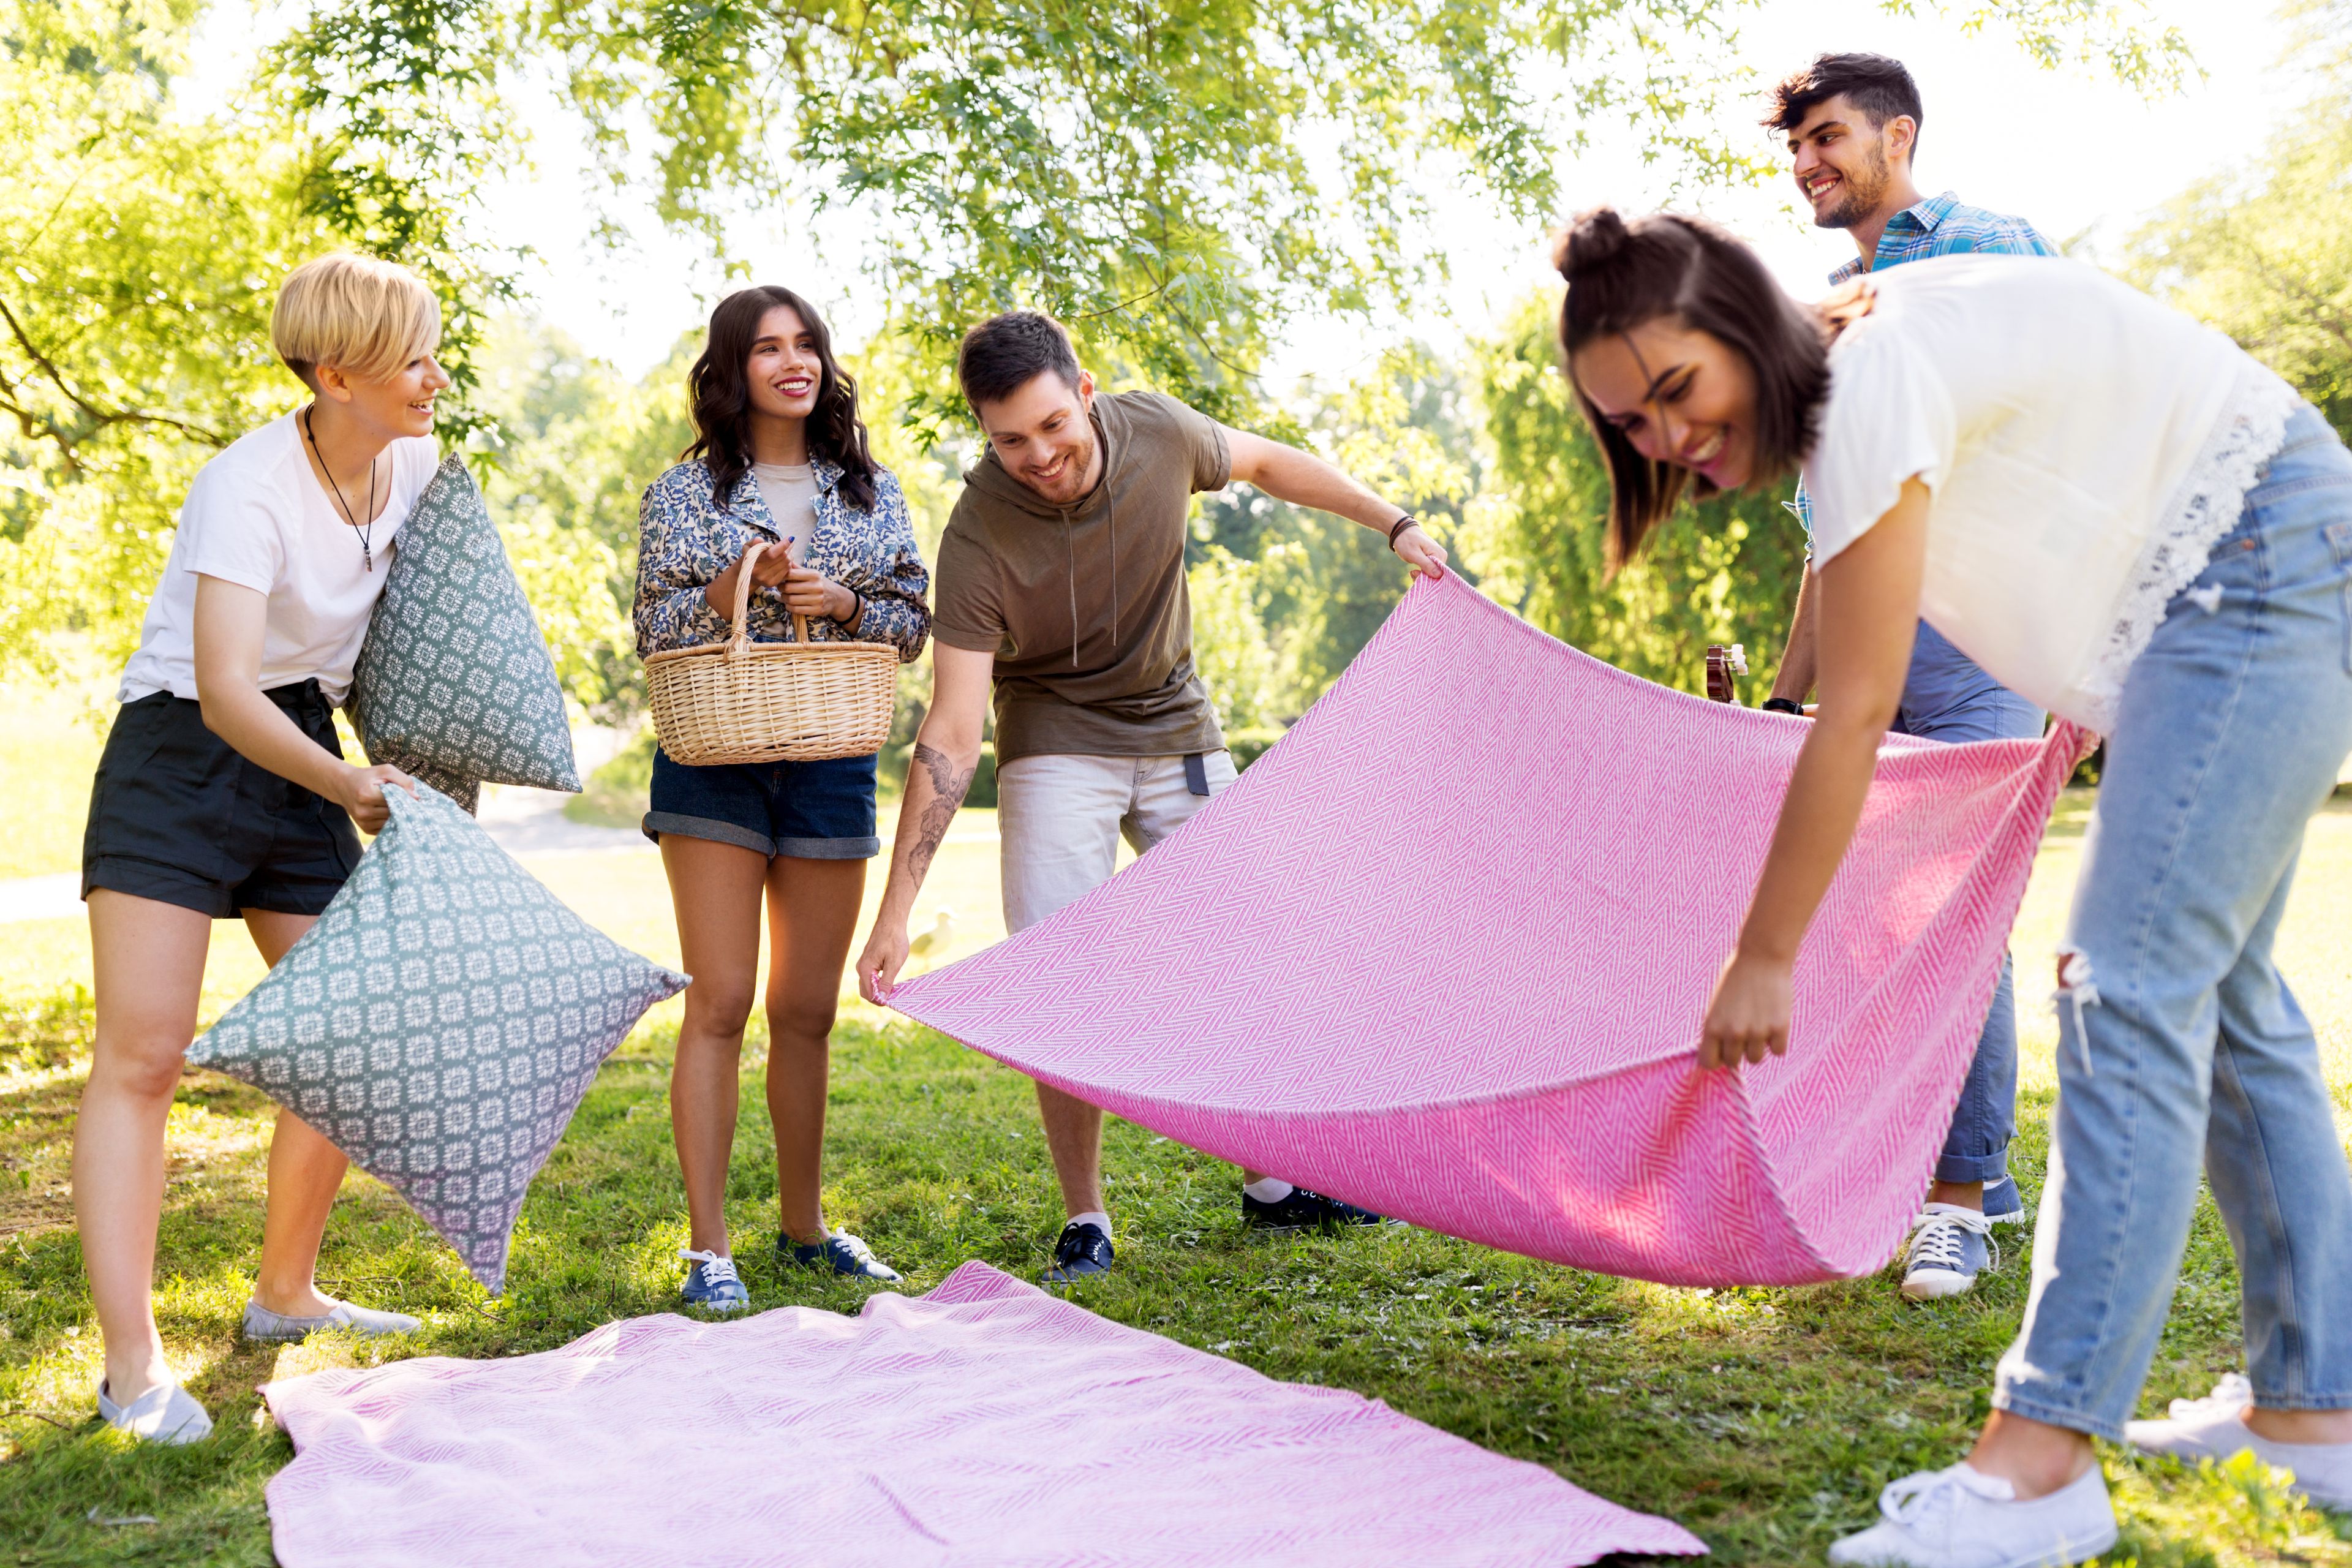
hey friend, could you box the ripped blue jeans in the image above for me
[1994,404,2352,1439]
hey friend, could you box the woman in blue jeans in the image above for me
[635,286,930,1303]
[1553,207,2351,1567]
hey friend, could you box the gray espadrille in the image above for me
[97,1378,213,1444]
[241,1297,422,1344]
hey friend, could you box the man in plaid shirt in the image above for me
[1760,52,2056,1303]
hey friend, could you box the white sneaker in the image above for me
[1828,1462,2117,1567]
[96,1378,213,1445]
[1901,1205,2001,1302]
[2124,1373,2352,1510]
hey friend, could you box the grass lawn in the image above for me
[1,784,2348,1564]
[0,658,113,883]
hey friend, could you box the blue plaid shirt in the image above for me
[1827,190,2057,284]
[1794,192,2058,534]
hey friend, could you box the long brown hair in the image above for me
[684,285,879,513]
[1553,208,1828,564]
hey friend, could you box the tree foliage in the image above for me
[0,0,505,678]
[2123,0,2352,440]
[276,0,2188,440]
[1193,348,1482,717]
[1,0,2197,688]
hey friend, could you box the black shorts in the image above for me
[81,681,363,919]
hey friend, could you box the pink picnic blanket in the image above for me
[893,574,2080,1287]
[262,1261,1701,1566]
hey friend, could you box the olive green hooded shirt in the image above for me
[932,391,1231,764]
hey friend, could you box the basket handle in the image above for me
[728,540,815,650]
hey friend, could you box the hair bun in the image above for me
[1553,206,1632,281]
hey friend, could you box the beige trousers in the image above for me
[996,751,1237,933]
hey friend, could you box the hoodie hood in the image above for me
[963,398,1129,663]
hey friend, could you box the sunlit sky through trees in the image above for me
[186,0,2296,388]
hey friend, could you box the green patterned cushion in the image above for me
[187,783,685,1292]
[350,457,581,804]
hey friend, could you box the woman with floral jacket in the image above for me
[634,284,929,1305]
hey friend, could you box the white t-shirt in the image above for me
[1803,254,2300,733]
[119,414,440,706]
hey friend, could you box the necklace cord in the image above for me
[303,405,380,571]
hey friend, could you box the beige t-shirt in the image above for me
[932,391,1231,763]
[753,461,816,564]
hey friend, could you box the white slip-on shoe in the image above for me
[1828,1461,2117,1567]
[2125,1374,2352,1511]
[96,1379,213,1445]
[241,1296,423,1343]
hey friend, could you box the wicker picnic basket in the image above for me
[644,540,897,764]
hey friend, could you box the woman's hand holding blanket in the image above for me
[1698,950,1793,1070]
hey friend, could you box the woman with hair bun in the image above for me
[1552,206,2352,1565]
[633,286,930,1307]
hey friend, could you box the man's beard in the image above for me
[1814,140,1893,231]
[1022,431,1098,501]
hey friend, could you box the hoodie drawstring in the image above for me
[1061,487,1120,667]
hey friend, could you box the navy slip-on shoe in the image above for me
[1243,1186,1386,1229]
[1040,1221,1115,1286]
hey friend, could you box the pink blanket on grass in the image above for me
[262,1261,1701,1567]
[893,574,2081,1287]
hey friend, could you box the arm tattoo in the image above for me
[905,741,976,888]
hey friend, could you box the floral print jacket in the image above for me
[633,456,931,664]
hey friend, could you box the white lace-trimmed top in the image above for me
[1802,253,2301,734]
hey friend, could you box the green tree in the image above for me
[1215,349,1483,712]
[1186,548,1280,732]
[0,0,504,679]
[279,0,2190,440]
[2123,0,2352,440]
[1462,293,1806,696]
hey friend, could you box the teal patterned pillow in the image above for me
[187,783,686,1292]
[350,457,581,806]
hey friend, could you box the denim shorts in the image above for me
[81,681,363,919]
[644,747,880,860]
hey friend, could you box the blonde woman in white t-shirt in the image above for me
[1556,208,2352,1566]
[73,255,444,1444]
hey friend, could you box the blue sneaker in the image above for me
[1900,1204,2001,1302]
[1039,1221,1115,1286]
[678,1248,751,1312]
[783,1230,902,1283]
[1983,1175,2028,1225]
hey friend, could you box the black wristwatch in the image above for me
[1762,696,1806,715]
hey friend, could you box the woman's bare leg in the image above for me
[74,891,214,1403]
[763,857,865,1245]
[243,908,350,1317]
[662,835,770,1257]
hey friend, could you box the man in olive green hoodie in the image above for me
[856,310,1446,1284]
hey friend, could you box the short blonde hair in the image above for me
[270,254,441,387]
